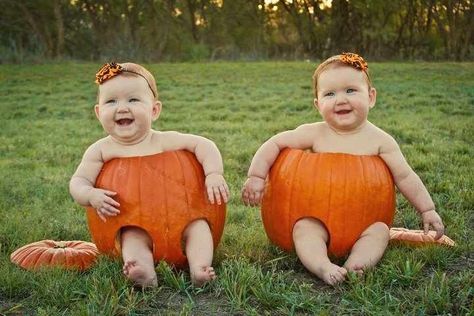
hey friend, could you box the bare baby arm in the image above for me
[69,141,120,221]
[242,124,317,206]
[160,131,230,204]
[379,134,444,238]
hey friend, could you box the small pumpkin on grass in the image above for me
[10,240,99,271]
[389,227,456,247]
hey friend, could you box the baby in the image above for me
[241,53,445,285]
[70,62,230,287]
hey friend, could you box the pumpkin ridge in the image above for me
[13,248,33,266]
[176,150,191,213]
[173,150,189,259]
[288,151,302,243]
[309,152,320,223]
[74,242,95,250]
[285,150,300,248]
[356,156,367,243]
[341,154,348,250]
[162,154,170,259]
[360,156,370,236]
[10,246,31,264]
[26,247,49,269]
[71,253,85,270]
[65,247,76,267]
[36,248,55,268]
[326,156,334,243]
[108,159,121,194]
[73,249,88,269]
[375,157,386,223]
[79,248,96,257]
[53,247,65,267]
[369,157,378,222]
[50,247,66,267]
[65,241,78,248]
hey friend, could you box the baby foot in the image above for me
[123,260,158,287]
[190,266,216,287]
[316,262,347,286]
[345,263,365,276]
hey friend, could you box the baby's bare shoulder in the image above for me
[83,137,109,158]
[156,130,193,144]
[156,130,183,140]
[295,122,325,133]
[155,130,207,152]
[366,123,399,152]
[365,122,389,138]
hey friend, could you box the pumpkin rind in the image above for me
[86,150,226,268]
[389,228,456,247]
[10,240,99,270]
[261,149,396,257]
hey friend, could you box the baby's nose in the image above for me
[335,94,348,104]
[117,103,130,112]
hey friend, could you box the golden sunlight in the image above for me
[263,0,332,8]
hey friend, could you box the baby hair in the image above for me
[95,62,158,100]
[312,53,373,98]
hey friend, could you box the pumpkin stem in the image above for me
[54,241,68,248]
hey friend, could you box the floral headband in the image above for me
[339,52,368,72]
[95,62,156,97]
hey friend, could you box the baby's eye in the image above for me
[324,92,335,97]
[105,99,116,104]
[346,88,356,93]
[129,98,140,102]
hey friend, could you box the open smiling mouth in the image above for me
[335,110,352,115]
[115,118,134,126]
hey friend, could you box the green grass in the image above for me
[0,61,473,315]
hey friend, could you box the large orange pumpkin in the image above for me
[86,150,226,268]
[10,240,99,271]
[261,149,396,258]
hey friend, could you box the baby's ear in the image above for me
[152,101,162,121]
[94,104,100,119]
[369,87,377,109]
[313,98,321,112]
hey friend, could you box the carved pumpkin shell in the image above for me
[261,149,396,257]
[86,150,226,268]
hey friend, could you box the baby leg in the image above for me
[343,222,390,275]
[183,219,216,287]
[121,227,158,287]
[293,218,347,285]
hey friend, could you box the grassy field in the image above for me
[0,61,472,315]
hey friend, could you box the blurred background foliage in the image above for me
[0,0,472,63]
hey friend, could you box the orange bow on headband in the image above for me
[95,62,123,84]
[340,52,368,71]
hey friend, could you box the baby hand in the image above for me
[421,210,445,240]
[88,188,120,222]
[241,176,265,207]
[205,173,230,205]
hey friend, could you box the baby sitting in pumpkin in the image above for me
[241,53,445,285]
[70,62,229,287]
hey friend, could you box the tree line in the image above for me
[0,0,472,63]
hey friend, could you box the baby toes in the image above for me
[122,260,137,276]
